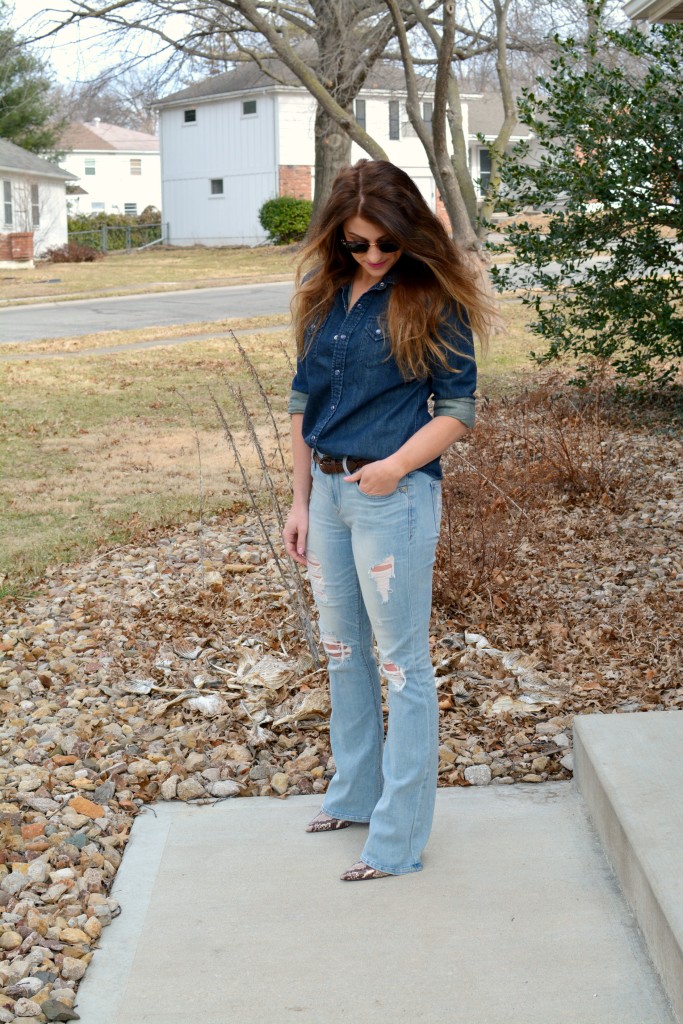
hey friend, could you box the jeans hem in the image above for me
[360,856,423,876]
[321,805,371,824]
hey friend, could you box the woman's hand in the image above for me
[282,504,309,565]
[344,458,402,496]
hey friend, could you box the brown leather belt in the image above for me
[313,451,373,475]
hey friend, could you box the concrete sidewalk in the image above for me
[72,781,676,1024]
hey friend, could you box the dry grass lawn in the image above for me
[0,244,296,304]
[0,303,541,595]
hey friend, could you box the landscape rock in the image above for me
[60,958,86,982]
[208,780,240,799]
[42,999,81,1021]
[270,772,289,795]
[67,798,104,820]
[176,778,205,801]
[464,765,492,786]
[160,775,179,800]
[13,998,42,1018]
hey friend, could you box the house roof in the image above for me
[155,64,530,139]
[624,0,683,18]
[0,138,77,180]
[59,121,159,153]
[156,61,432,107]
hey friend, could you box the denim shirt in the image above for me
[288,275,476,479]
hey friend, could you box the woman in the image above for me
[282,159,493,881]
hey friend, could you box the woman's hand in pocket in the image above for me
[344,459,402,496]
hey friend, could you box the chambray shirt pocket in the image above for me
[363,320,391,367]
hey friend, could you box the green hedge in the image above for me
[67,207,161,232]
[258,196,313,244]
[67,207,162,251]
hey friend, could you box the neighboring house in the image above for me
[0,138,77,265]
[154,63,530,247]
[624,0,683,18]
[57,120,161,217]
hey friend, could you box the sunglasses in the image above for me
[340,238,401,254]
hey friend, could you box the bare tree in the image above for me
[43,1,415,214]
[385,0,517,247]
[36,0,625,234]
[50,65,169,133]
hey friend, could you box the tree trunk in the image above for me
[478,0,517,233]
[313,105,354,217]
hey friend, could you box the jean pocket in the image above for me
[356,483,397,500]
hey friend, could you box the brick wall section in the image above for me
[279,165,313,200]
[0,235,12,261]
[9,232,34,261]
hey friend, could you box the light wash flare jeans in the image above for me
[306,459,442,875]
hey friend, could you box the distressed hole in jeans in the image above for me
[368,555,394,603]
[307,553,327,603]
[322,634,352,663]
[381,661,406,692]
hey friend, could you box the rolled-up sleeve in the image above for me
[430,306,477,429]
[287,389,308,415]
[288,356,309,415]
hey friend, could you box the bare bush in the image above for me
[42,241,103,263]
[434,378,638,614]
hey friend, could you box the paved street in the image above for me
[0,280,294,344]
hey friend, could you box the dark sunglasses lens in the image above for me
[343,240,400,254]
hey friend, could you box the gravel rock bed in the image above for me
[1,418,681,1020]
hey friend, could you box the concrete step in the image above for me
[72,785,676,1024]
[574,709,683,1024]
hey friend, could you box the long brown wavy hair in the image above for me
[293,159,496,379]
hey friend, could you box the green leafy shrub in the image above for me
[67,209,163,251]
[491,15,683,386]
[258,196,313,244]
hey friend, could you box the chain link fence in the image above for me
[67,222,167,253]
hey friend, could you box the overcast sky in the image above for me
[10,0,165,84]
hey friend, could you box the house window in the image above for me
[124,203,138,215]
[184,109,197,123]
[355,99,366,131]
[31,184,40,226]
[130,159,142,176]
[242,99,257,116]
[389,100,400,141]
[478,147,492,194]
[91,202,105,212]
[210,178,224,196]
[423,101,433,130]
[84,159,96,176]
[3,180,12,225]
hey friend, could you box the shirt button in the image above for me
[334,369,340,375]
[340,334,346,339]
[333,334,339,340]
[331,404,336,410]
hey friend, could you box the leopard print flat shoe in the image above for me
[305,811,352,833]
[340,861,391,881]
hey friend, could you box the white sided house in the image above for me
[58,120,161,217]
[0,138,76,265]
[155,64,529,247]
